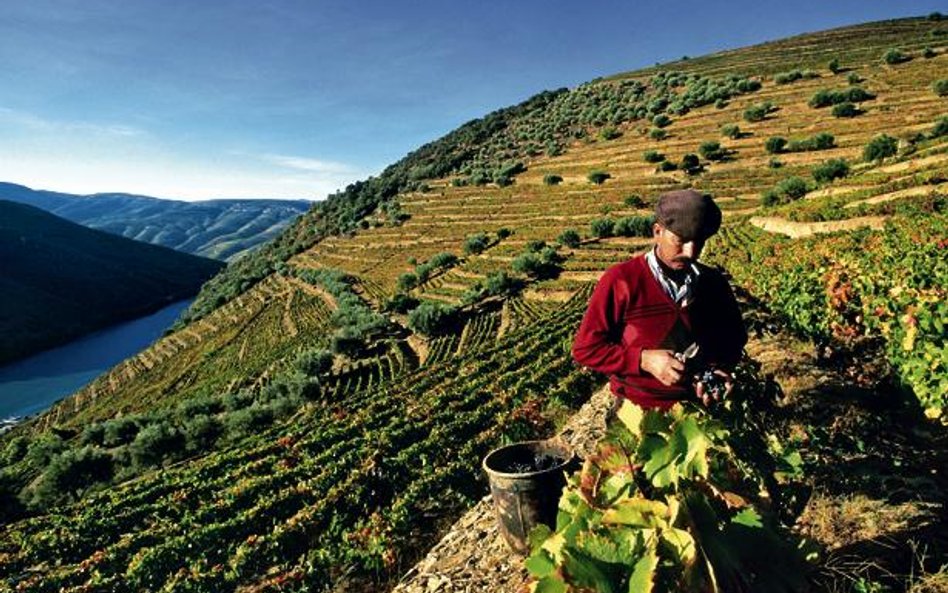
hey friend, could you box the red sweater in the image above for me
[572,255,746,409]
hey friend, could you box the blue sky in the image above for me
[0,1,942,200]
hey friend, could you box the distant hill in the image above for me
[0,200,224,365]
[0,182,311,261]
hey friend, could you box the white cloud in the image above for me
[99,124,145,138]
[0,106,147,138]
[259,153,360,175]
[0,107,49,129]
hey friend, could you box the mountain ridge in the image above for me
[0,182,312,261]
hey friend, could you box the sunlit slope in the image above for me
[296,40,946,297]
[5,291,599,592]
[38,275,336,428]
[609,16,944,78]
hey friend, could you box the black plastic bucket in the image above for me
[482,439,574,554]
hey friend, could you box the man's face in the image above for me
[653,223,704,270]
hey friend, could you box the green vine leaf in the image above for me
[564,549,620,593]
[661,526,697,566]
[529,524,554,550]
[525,398,812,593]
[602,498,670,528]
[641,434,678,489]
[626,536,658,593]
[534,575,568,593]
[675,415,711,478]
[525,551,556,578]
[732,508,763,528]
[575,528,637,565]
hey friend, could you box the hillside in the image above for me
[1,16,946,593]
[0,182,311,261]
[0,200,223,365]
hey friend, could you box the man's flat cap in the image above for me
[655,189,722,241]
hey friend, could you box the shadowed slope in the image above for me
[0,200,223,364]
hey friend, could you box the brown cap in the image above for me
[654,189,721,241]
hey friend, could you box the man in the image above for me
[572,189,746,410]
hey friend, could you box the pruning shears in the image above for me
[675,343,700,366]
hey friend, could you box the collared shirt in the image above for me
[645,247,700,306]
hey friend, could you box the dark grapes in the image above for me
[697,369,726,400]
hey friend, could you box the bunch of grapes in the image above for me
[696,369,726,400]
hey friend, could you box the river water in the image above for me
[0,299,193,421]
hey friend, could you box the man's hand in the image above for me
[640,349,685,386]
[695,369,734,405]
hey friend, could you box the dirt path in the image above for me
[405,334,429,366]
[750,215,888,238]
[284,276,338,310]
[496,301,513,340]
[844,185,940,209]
[281,289,298,338]
[723,205,760,217]
[522,288,579,302]
[874,152,948,174]
[556,271,605,283]
[806,185,872,200]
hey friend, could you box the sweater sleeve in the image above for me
[571,269,642,377]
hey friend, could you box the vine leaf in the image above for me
[529,524,554,550]
[525,551,556,578]
[602,498,669,528]
[626,536,658,593]
[675,415,711,479]
[533,575,567,593]
[661,526,697,566]
[617,400,644,436]
[731,508,763,528]
[641,434,678,488]
[575,528,638,565]
[563,549,620,593]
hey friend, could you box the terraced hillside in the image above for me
[1,16,946,593]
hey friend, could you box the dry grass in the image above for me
[910,568,948,593]
[797,493,934,550]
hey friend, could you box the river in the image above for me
[0,299,193,422]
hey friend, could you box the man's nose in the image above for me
[682,242,696,258]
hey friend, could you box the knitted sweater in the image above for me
[572,254,746,409]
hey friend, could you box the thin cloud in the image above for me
[0,107,59,132]
[100,125,144,137]
[261,153,361,176]
[0,107,146,138]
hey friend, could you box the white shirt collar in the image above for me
[645,247,700,305]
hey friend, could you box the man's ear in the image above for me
[652,222,663,238]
